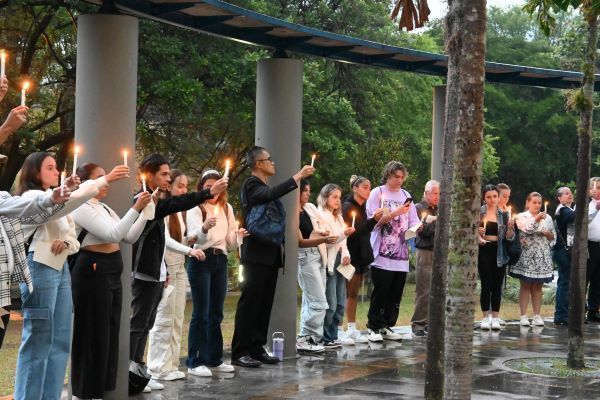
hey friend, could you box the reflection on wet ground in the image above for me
[144,323,600,399]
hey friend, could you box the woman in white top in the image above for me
[13,152,129,400]
[185,169,246,377]
[70,162,151,399]
[318,183,355,348]
[148,170,199,381]
[511,192,555,327]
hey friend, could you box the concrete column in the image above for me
[255,58,303,358]
[431,85,446,181]
[74,14,139,399]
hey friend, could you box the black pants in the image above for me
[478,242,505,312]
[367,267,407,331]
[130,277,164,363]
[231,263,279,360]
[587,242,600,311]
[71,250,123,399]
[0,305,9,349]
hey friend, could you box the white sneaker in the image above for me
[520,315,530,327]
[153,370,186,381]
[346,328,369,343]
[480,316,491,330]
[497,317,506,326]
[367,328,383,342]
[379,327,403,341]
[491,318,501,330]
[146,379,164,390]
[296,336,325,353]
[532,315,545,326]
[188,365,212,377]
[337,330,356,345]
[142,386,151,393]
[209,363,235,373]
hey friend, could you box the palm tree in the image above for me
[524,0,600,369]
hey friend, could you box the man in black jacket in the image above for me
[231,146,314,367]
[130,154,228,379]
[410,180,439,337]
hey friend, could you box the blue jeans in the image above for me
[323,257,345,343]
[297,248,327,341]
[553,246,570,322]
[186,253,228,368]
[15,255,72,400]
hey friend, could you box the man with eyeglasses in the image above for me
[231,146,314,367]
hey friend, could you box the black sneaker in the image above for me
[321,341,342,349]
[586,310,600,323]
[413,329,427,338]
[553,320,568,326]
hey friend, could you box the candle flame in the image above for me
[141,173,146,181]
[352,211,356,217]
[74,145,80,154]
[0,50,5,60]
[225,159,231,168]
[22,81,30,91]
[123,150,128,157]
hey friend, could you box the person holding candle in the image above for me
[0,75,29,146]
[410,180,440,338]
[130,154,227,392]
[553,186,575,326]
[296,179,334,353]
[477,184,515,331]
[510,192,555,327]
[14,152,130,400]
[231,146,314,367]
[184,169,246,375]
[586,178,600,323]
[341,175,382,344]
[365,161,419,342]
[70,162,152,399]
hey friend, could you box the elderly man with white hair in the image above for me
[410,180,439,337]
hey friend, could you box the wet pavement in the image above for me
[140,323,600,399]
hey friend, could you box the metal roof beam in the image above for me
[151,2,197,15]
[193,15,235,29]
[320,45,356,57]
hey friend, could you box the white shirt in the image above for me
[588,199,600,242]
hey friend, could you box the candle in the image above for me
[214,206,220,216]
[60,171,66,196]
[351,211,356,228]
[483,219,487,231]
[508,206,512,220]
[310,154,316,168]
[123,150,128,167]
[141,174,147,192]
[421,211,427,223]
[0,50,5,77]
[224,159,231,179]
[21,81,29,107]
[544,201,548,213]
[72,145,80,173]
[380,193,385,209]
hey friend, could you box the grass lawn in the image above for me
[0,282,555,396]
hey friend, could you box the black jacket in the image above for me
[240,175,298,268]
[415,200,437,250]
[342,196,377,268]
[132,188,213,280]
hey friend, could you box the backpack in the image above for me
[241,181,286,245]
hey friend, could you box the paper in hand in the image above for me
[337,263,356,281]
[404,222,423,240]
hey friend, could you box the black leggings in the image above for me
[478,242,506,312]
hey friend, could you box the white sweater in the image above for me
[318,207,350,274]
[186,202,240,254]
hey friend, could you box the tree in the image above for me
[524,0,600,369]
[443,0,487,399]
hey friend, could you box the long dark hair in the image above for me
[168,169,186,243]
[17,151,53,195]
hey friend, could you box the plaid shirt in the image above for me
[0,192,64,308]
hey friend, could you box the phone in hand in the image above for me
[404,198,413,205]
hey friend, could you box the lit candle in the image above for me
[380,193,385,209]
[310,154,316,168]
[141,174,147,192]
[21,81,29,107]
[483,219,487,231]
[60,171,66,196]
[351,211,356,228]
[421,211,427,223]
[214,205,220,216]
[544,201,548,213]
[594,180,597,191]
[123,150,128,167]
[72,145,80,173]
[508,206,512,220]
[224,159,231,179]
[0,50,5,77]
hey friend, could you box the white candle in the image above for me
[21,81,29,107]
[1,50,5,77]
[544,201,548,213]
[72,145,79,173]
[310,154,316,168]
[421,211,427,223]
[380,193,385,209]
[483,219,487,231]
[123,150,128,167]
[60,171,66,196]
[351,211,356,228]
[141,174,147,192]
[224,159,231,179]
[508,206,512,220]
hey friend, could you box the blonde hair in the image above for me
[317,183,342,216]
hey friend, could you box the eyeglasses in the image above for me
[256,157,274,163]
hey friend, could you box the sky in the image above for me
[426,0,526,20]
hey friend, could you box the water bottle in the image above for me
[272,331,284,361]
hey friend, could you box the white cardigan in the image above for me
[318,206,350,274]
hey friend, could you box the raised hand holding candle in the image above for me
[351,211,356,228]
[141,174,147,192]
[123,150,128,167]
[310,154,316,168]
[1,50,6,77]
[73,145,80,173]
[21,81,29,106]
[224,159,231,179]
[60,171,66,196]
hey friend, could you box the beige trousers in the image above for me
[410,248,433,332]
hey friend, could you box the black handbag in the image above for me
[505,228,522,266]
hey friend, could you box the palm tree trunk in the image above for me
[567,10,598,370]
[443,0,486,398]
[424,5,461,398]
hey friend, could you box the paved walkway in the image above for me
[140,323,600,399]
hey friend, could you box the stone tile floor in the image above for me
[137,323,600,399]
